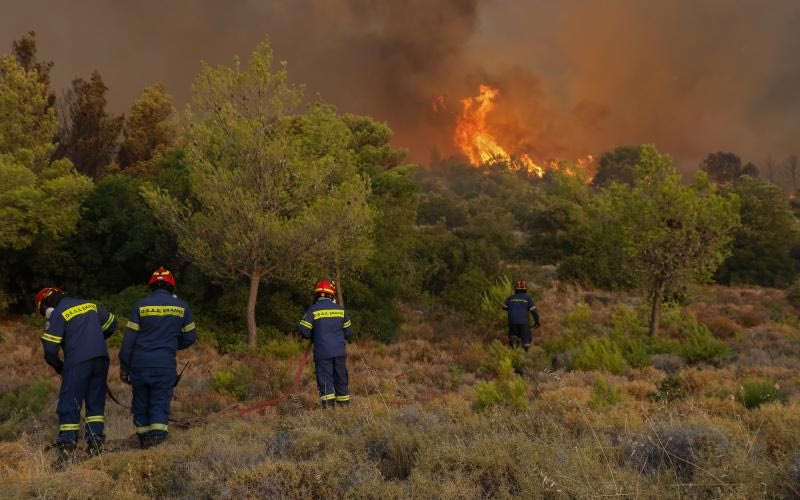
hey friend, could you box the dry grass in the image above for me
[1,283,800,498]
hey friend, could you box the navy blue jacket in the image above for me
[42,297,117,372]
[298,298,353,359]
[502,292,539,326]
[119,289,197,370]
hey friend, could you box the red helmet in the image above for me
[314,280,336,297]
[515,279,527,291]
[35,287,63,315]
[148,267,176,288]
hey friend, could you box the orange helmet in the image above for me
[35,287,63,315]
[314,280,336,297]
[515,279,527,291]
[148,267,176,288]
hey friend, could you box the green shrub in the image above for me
[0,377,55,419]
[619,338,650,368]
[211,363,253,401]
[563,301,600,339]
[589,375,622,407]
[738,378,779,409]
[680,323,729,364]
[479,275,512,327]
[483,340,531,375]
[544,301,599,354]
[651,374,688,403]
[569,337,626,374]
[609,304,648,338]
[0,377,55,439]
[259,337,307,359]
[474,357,528,411]
[98,285,149,318]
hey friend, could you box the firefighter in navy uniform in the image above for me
[35,287,117,465]
[502,279,540,352]
[298,280,353,408]
[119,267,197,448]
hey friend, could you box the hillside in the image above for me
[1,283,799,498]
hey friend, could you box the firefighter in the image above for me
[119,267,197,448]
[298,280,353,408]
[501,279,540,351]
[35,287,117,466]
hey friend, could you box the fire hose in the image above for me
[238,344,312,415]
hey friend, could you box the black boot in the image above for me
[138,433,149,449]
[148,433,168,448]
[87,438,104,457]
[52,442,76,470]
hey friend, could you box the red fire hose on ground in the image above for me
[238,345,312,415]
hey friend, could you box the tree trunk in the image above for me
[648,281,664,337]
[335,267,344,307]
[246,273,261,347]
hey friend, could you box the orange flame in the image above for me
[454,84,544,176]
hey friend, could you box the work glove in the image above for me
[120,370,131,385]
[53,363,63,375]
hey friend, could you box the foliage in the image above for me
[591,145,647,187]
[211,363,253,401]
[143,40,373,345]
[544,302,599,353]
[118,82,177,170]
[56,70,124,180]
[738,378,778,409]
[700,152,758,184]
[29,175,179,296]
[525,170,590,264]
[482,340,532,376]
[0,377,55,420]
[607,304,651,367]
[259,337,307,359]
[568,337,626,374]
[10,31,54,108]
[679,321,729,364]
[716,176,798,287]
[651,374,688,403]
[565,145,740,335]
[589,375,622,407]
[479,275,511,327]
[474,356,528,411]
[0,55,92,253]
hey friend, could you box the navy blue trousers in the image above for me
[130,367,176,437]
[508,324,532,347]
[56,357,108,445]
[315,356,349,404]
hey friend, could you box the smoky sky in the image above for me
[1,0,799,168]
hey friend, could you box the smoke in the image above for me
[1,0,798,167]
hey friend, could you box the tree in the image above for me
[56,71,124,180]
[592,145,646,187]
[118,83,177,170]
[143,41,372,346]
[11,31,54,109]
[700,152,758,184]
[715,176,798,287]
[571,146,739,335]
[0,55,91,251]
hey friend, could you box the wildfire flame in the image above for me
[454,84,544,176]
